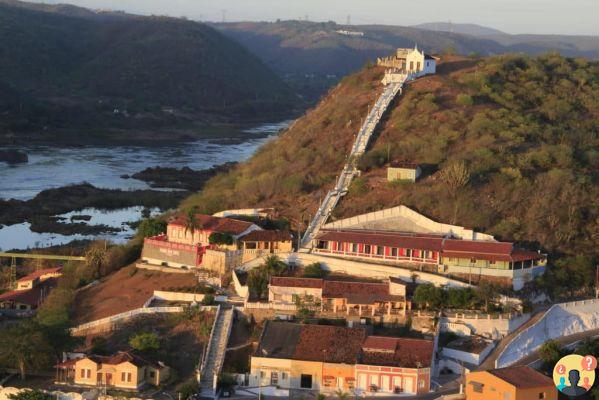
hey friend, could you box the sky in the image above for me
[42,0,599,36]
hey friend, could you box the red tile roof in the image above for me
[389,162,420,169]
[240,230,292,242]
[323,280,389,298]
[317,230,444,251]
[443,239,543,262]
[88,351,163,368]
[317,229,543,263]
[255,322,432,369]
[0,278,58,307]
[169,214,254,235]
[360,337,434,368]
[270,277,324,289]
[17,267,62,283]
[487,366,554,388]
[293,324,367,364]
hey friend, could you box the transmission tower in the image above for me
[221,9,227,23]
[346,14,351,26]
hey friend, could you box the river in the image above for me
[0,121,289,250]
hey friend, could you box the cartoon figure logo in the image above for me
[553,354,597,397]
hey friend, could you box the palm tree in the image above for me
[184,207,202,242]
[334,389,349,400]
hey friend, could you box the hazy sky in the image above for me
[43,0,599,36]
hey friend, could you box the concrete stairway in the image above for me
[300,80,405,248]
[199,306,234,397]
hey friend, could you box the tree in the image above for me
[475,281,499,312]
[184,207,202,240]
[8,390,53,400]
[247,268,269,300]
[218,373,236,392]
[178,379,199,400]
[0,322,53,379]
[413,284,446,310]
[440,161,470,223]
[85,241,109,278]
[201,294,215,305]
[137,218,166,239]
[539,340,564,369]
[129,332,160,352]
[303,262,328,278]
[209,232,234,246]
[263,255,287,276]
[335,389,349,399]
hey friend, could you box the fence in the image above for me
[244,302,297,311]
[152,290,227,303]
[496,298,599,368]
[71,306,185,335]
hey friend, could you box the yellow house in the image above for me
[466,366,557,400]
[56,352,169,391]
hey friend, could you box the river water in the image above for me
[0,121,289,250]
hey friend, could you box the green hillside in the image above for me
[0,1,297,140]
[183,54,599,262]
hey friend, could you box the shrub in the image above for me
[129,332,160,352]
[201,294,215,306]
[8,390,53,400]
[209,232,234,246]
[136,218,166,238]
[303,263,328,278]
[456,93,474,106]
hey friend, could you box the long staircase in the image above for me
[300,79,406,249]
[199,306,234,398]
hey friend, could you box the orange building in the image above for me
[250,322,434,395]
[466,366,557,400]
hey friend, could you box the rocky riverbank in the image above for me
[0,183,186,235]
[128,162,237,191]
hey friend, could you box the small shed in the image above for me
[387,162,421,182]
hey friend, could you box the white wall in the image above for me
[152,291,227,303]
[496,299,599,367]
[441,342,495,366]
[441,313,530,340]
[322,205,494,241]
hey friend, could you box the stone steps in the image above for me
[199,307,234,393]
[301,81,404,248]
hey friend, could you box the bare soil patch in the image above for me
[72,264,198,324]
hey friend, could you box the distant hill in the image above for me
[213,20,599,98]
[412,22,506,36]
[0,0,297,141]
[183,54,599,261]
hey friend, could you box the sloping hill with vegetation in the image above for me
[183,54,598,288]
[0,0,297,141]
